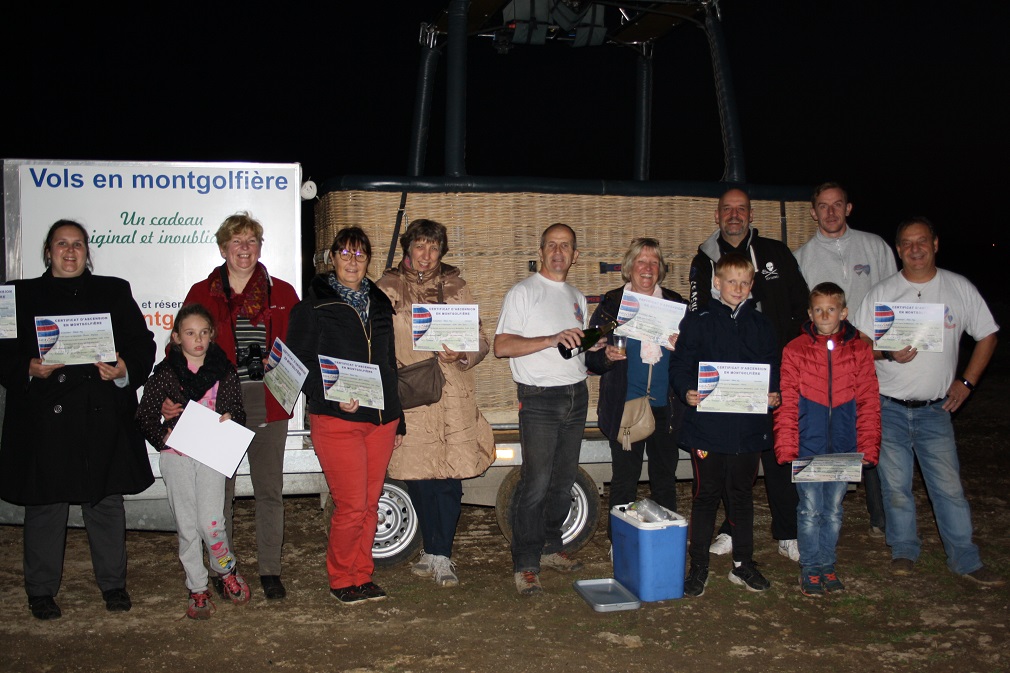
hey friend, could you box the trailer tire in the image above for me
[494,466,599,554]
[372,480,422,567]
[326,480,421,567]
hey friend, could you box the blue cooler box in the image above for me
[611,505,687,602]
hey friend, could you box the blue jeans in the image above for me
[406,478,463,558]
[796,480,847,571]
[878,396,981,575]
[511,381,588,572]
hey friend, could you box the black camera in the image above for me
[237,343,265,381]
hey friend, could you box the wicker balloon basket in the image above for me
[315,190,812,425]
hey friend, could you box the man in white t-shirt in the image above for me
[853,217,1002,586]
[795,182,896,537]
[494,223,589,596]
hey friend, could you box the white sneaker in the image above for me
[431,555,459,587]
[709,533,733,555]
[540,552,583,573]
[778,539,800,562]
[411,552,436,577]
[514,570,542,596]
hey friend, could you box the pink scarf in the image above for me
[625,282,664,365]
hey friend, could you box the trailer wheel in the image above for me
[372,480,422,567]
[494,466,599,553]
[326,480,421,567]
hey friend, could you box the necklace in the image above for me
[905,277,928,301]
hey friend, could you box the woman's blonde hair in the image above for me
[620,237,666,285]
[215,212,264,248]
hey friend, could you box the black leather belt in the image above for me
[883,395,944,408]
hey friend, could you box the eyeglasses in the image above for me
[335,249,367,262]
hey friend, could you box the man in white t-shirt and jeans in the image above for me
[853,216,1003,586]
[494,223,589,596]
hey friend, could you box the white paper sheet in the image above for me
[318,355,385,410]
[411,303,480,352]
[166,400,255,478]
[696,361,771,414]
[36,312,116,364]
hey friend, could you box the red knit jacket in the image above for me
[184,265,299,423]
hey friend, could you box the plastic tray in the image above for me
[573,578,641,612]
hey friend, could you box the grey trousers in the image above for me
[23,494,127,597]
[161,452,235,592]
[217,382,287,576]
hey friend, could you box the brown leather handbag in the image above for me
[618,364,655,450]
[397,357,445,409]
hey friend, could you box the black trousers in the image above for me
[689,450,761,566]
[717,448,799,541]
[863,464,886,530]
[607,404,679,537]
[23,494,127,597]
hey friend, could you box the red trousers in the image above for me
[311,414,398,588]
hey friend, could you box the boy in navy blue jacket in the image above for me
[672,253,781,597]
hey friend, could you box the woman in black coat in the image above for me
[0,220,156,620]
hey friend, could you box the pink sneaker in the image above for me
[186,590,215,619]
[221,571,251,606]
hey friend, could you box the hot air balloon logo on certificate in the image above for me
[614,290,687,345]
[35,313,116,365]
[697,361,771,414]
[872,302,945,352]
[317,355,385,410]
[411,304,480,352]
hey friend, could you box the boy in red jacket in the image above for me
[774,283,880,596]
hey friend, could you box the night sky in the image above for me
[5,2,1007,293]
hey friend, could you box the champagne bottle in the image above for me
[557,319,618,359]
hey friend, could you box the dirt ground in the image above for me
[2,368,1008,673]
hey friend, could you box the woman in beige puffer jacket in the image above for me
[376,219,494,588]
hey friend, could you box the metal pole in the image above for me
[408,24,441,177]
[633,43,654,181]
[703,8,746,183]
[445,0,469,177]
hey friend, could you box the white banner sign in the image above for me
[8,160,301,349]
